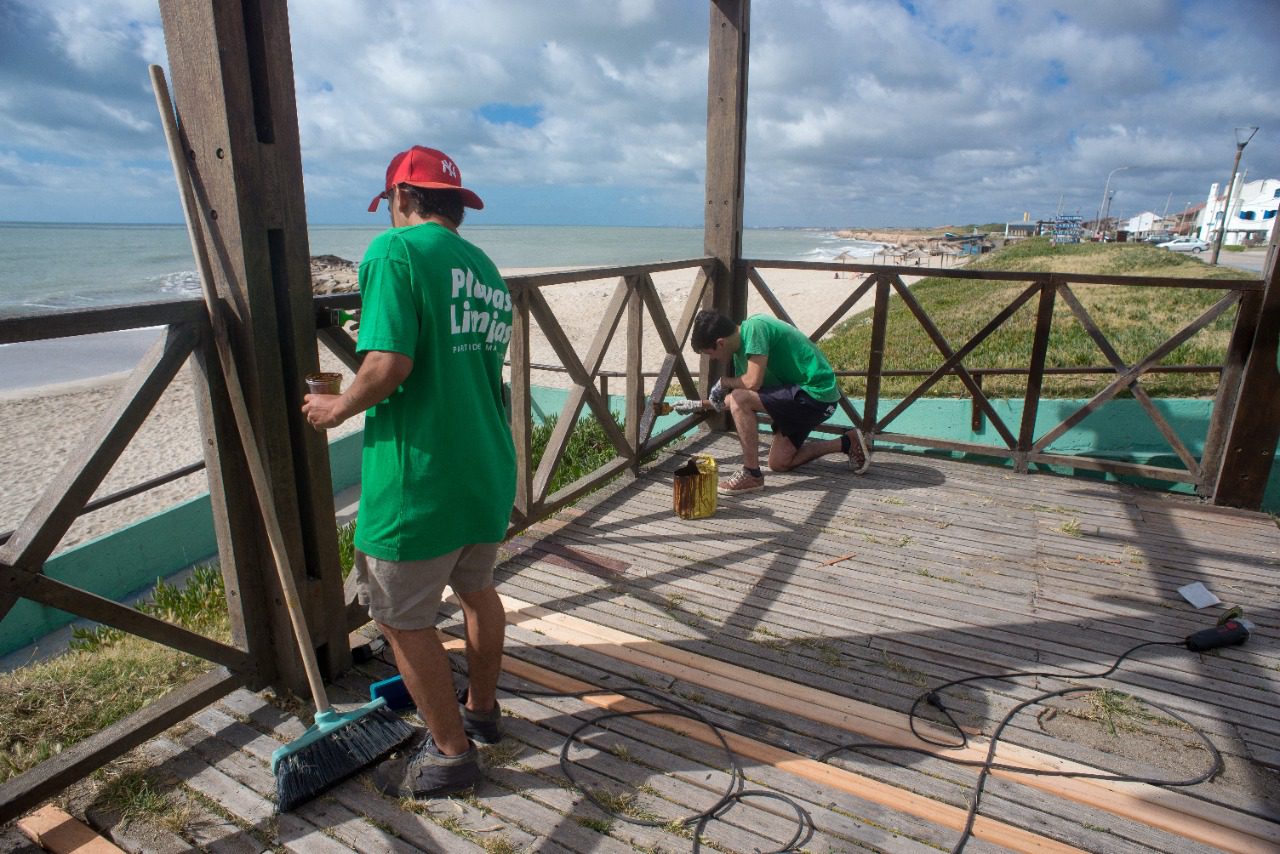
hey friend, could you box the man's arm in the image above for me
[302,350,413,429]
[722,354,768,391]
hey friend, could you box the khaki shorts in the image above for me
[353,543,499,630]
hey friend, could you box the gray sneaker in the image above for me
[456,686,503,745]
[371,733,480,799]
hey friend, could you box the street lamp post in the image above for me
[1096,166,1129,240]
[1210,126,1259,265]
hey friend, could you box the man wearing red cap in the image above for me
[303,146,513,799]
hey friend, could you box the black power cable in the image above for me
[819,639,1226,853]
[366,640,815,852]
[370,632,1234,853]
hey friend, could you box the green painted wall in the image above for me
[3,393,1276,658]
[0,430,365,658]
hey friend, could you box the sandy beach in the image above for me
[0,260,913,550]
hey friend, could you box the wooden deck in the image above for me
[61,433,1280,853]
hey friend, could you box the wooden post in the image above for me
[1212,234,1280,509]
[703,0,750,403]
[158,0,348,690]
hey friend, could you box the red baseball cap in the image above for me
[368,146,484,212]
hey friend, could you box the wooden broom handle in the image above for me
[149,64,330,712]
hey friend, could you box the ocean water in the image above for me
[0,222,881,316]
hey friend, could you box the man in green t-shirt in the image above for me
[690,309,870,494]
[302,146,513,800]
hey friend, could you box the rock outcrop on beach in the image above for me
[310,255,359,294]
[836,227,992,260]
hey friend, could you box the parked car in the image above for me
[1143,231,1176,244]
[1157,236,1210,253]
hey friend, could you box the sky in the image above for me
[1,0,1278,228]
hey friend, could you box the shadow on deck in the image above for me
[48,433,1280,853]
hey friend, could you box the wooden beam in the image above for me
[1213,235,1280,508]
[704,0,750,323]
[158,0,348,688]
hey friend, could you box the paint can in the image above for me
[673,454,717,519]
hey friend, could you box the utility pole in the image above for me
[1096,166,1129,240]
[1210,126,1258,265]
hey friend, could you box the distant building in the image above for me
[1198,177,1280,246]
[1004,222,1037,240]
[1122,211,1161,238]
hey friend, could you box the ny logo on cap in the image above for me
[440,157,458,179]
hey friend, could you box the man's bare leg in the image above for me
[455,585,505,714]
[769,428,864,472]
[379,623,469,755]
[726,389,766,469]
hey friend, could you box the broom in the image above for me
[149,65,413,811]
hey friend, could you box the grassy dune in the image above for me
[820,237,1254,399]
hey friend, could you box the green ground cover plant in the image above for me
[819,237,1255,399]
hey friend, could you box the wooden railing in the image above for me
[745,258,1263,493]
[0,253,1265,821]
[0,297,245,821]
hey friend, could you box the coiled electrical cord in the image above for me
[819,639,1223,854]
[371,635,1225,853]
[367,640,815,851]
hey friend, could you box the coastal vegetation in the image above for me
[819,237,1254,399]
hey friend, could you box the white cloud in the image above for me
[0,0,1277,226]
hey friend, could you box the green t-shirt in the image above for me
[354,222,516,561]
[731,314,839,403]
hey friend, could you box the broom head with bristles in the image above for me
[271,697,415,812]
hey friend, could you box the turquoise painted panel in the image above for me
[0,431,367,658]
[1,494,218,655]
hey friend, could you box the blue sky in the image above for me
[1,0,1278,227]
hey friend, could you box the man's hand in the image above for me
[302,393,348,430]
[708,379,728,412]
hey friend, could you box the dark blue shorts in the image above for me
[758,385,836,448]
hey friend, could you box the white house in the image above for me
[1198,177,1280,246]
[1123,211,1160,237]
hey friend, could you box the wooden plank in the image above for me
[625,276,643,471]
[158,0,349,689]
[0,299,205,345]
[523,284,630,455]
[489,595,1279,853]
[863,274,891,433]
[446,638,1085,854]
[0,668,241,825]
[19,575,249,671]
[505,258,712,290]
[1018,280,1058,469]
[17,805,127,853]
[1057,284,1201,476]
[316,326,360,375]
